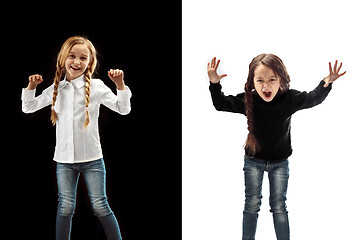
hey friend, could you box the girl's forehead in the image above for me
[70,44,90,55]
[254,64,276,77]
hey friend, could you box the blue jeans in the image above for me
[242,157,290,240]
[56,159,122,240]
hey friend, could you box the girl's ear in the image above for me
[87,59,93,69]
[279,76,285,91]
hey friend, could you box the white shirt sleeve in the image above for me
[97,80,132,115]
[21,84,54,113]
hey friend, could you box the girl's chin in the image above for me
[67,73,81,81]
[66,70,85,81]
[261,97,273,102]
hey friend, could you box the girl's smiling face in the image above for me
[253,64,281,102]
[65,44,91,81]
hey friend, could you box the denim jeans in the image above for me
[242,157,290,240]
[56,158,122,240]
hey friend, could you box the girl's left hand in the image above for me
[108,69,126,90]
[323,60,346,87]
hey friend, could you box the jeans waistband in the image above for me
[245,155,288,164]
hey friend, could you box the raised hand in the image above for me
[27,74,44,90]
[207,57,227,84]
[323,60,346,87]
[108,69,126,90]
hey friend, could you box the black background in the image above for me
[6,2,181,240]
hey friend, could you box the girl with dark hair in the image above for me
[207,54,346,240]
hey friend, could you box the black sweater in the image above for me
[209,80,332,162]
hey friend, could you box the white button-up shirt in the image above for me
[21,75,131,163]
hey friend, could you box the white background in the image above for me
[183,0,360,239]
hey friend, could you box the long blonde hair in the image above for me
[50,36,97,128]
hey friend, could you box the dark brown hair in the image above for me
[244,53,291,155]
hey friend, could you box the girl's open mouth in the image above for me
[71,66,81,71]
[263,91,272,98]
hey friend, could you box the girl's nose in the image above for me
[263,83,270,90]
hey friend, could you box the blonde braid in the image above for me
[84,69,91,128]
[50,68,62,125]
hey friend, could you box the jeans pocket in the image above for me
[82,158,105,172]
[56,162,72,175]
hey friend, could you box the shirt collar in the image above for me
[59,75,85,90]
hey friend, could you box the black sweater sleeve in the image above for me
[209,82,246,114]
[290,80,332,114]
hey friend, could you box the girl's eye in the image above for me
[69,54,75,58]
[81,57,88,61]
[270,78,277,81]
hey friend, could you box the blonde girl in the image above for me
[22,36,131,240]
[207,54,346,240]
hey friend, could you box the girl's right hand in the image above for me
[27,74,44,90]
[207,57,227,84]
